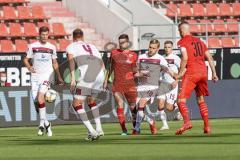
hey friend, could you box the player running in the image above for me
[157,40,182,130]
[104,34,138,136]
[175,22,218,135]
[133,39,175,135]
[67,28,105,140]
[23,26,64,136]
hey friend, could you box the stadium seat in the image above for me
[227,19,239,33]
[187,20,201,34]
[219,3,232,17]
[192,3,205,17]
[52,23,67,36]
[24,23,38,37]
[29,39,38,44]
[200,19,214,33]
[15,39,28,52]
[37,22,50,29]
[205,3,219,17]
[179,3,192,17]
[3,6,17,20]
[17,6,32,20]
[208,37,221,48]
[213,19,227,33]
[59,39,71,52]
[0,40,14,53]
[233,3,240,16]
[221,37,234,48]
[9,23,23,37]
[31,5,47,19]
[166,3,178,17]
[0,23,9,37]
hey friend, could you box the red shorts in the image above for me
[112,82,137,104]
[178,73,209,99]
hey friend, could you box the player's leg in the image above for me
[87,96,104,136]
[124,89,138,129]
[157,96,169,130]
[176,76,195,135]
[73,89,98,140]
[37,80,52,136]
[195,77,210,134]
[114,92,128,135]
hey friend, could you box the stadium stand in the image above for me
[146,0,240,48]
[0,0,108,53]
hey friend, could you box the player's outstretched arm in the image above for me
[67,53,76,93]
[103,56,113,90]
[52,59,64,85]
[23,57,35,73]
[205,50,219,83]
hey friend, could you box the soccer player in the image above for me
[175,22,218,135]
[133,39,174,135]
[104,34,138,136]
[67,28,105,140]
[23,26,64,136]
[157,40,182,130]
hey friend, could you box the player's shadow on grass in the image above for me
[7,133,240,145]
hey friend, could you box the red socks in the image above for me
[117,107,127,132]
[177,102,190,124]
[198,102,209,128]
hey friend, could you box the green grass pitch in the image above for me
[0,119,240,160]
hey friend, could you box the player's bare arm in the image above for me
[175,47,188,79]
[103,57,113,90]
[67,53,76,93]
[204,50,219,83]
[52,59,64,85]
[23,57,36,73]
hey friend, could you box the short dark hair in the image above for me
[164,40,173,45]
[149,39,160,48]
[118,34,129,41]
[39,26,49,34]
[178,21,189,28]
[73,28,84,39]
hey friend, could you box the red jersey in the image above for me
[110,49,138,85]
[178,35,208,75]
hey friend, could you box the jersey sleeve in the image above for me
[175,55,181,68]
[52,46,57,59]
[26,44,33,58]
[66,44,73,55]
[160,56,169,68]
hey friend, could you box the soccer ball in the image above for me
[45,89,58,103]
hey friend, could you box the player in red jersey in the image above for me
[174,22,218,135]
[104,34,138,135]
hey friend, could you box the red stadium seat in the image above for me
[52,23,67,36]
[187,20,201,34]
[59,39,71,52]
[9,23,23,37]
[31,5,47,19]
[219,3,232,17]
[17,6,32,20]
[179,3,192,17]
[206,3,219,17]
[0,23,9,37]
[192,3,205,17]
[233,3,240,16]
[15,39,28,52]
[200,19,214,33]
[0,40,14,53]
[221,37,234,48]
[24,23,38,37]
[166,3,178,17]
[213,19,227,33]
[37,22,50,29]
[208,38,221,48]
[29,39,38,44]
[3,6,17,20]
[227,19,239,33]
